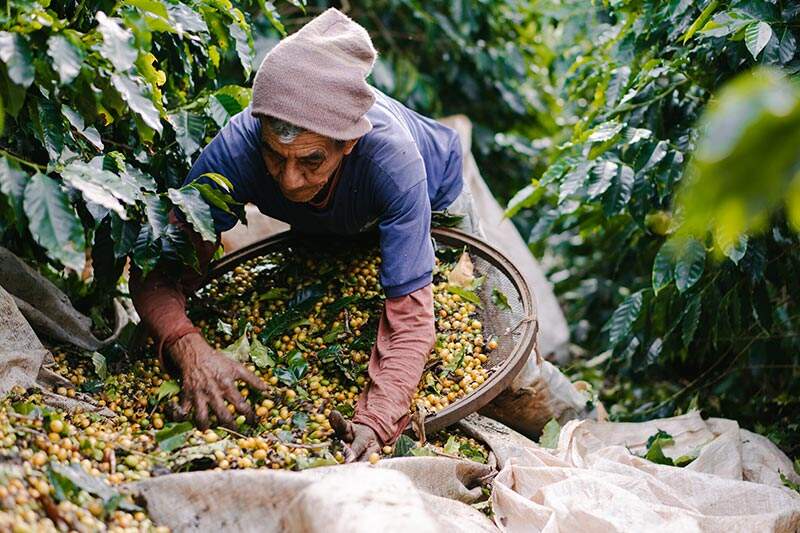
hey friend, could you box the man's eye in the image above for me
[301,158,324,167]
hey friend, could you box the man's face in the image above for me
[260,124,356,203]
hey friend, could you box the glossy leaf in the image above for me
[23,174,86,272]
[608,290,643,345]
[96,12,138,72]
[674,238,706,293]
[0,32,34,87]
[47,34,83,85]
[168,186,216,242]
[0,155,27,222]
[111,74,163,134]
[745,21,773,60]
[169,110,204,159]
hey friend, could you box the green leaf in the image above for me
[155,421,194,452]
[91,352,108,380]
[259,0,286,36]
[681,294,702,347]
[228,22,252,77]
[111,74,163,133]
[0,155,27,222]
[23,173,86,272]
[745,21,773,60]
[682,0,719,43]
[169,110,205,159]
[392,435,417,457]
[250,336,276,369]
[491,287,511,310]
[47,462,139,511]
[603,164,634,215]
[780,472,800,494]
[61,163,127,219]
[410,446,435,457]
[216,319,233,336]
[722,234,748,264]
[222,332,250,362]
[95,12,137,72]
[443,436,461,455]
[258,287,291,301]
[0,32,35,87]
[132,224,161,276]
[143,193,169,240]
[675,238,706,293]
[652,240,677,295]
[47,34,83,85]
[539,418,561,449]
[124,0,168,18]
[168,186,216,242]
[207,94,244,128]
[155,380,180,403]
[295,455,339,470]
[110,215,139,258]
[643,430,675,466]
[201,172,234,193]
[446,285,482,307]
[586,121,623,143]
[191,183,239,215]
[587,161,618,199]
[504,182,541,218]
[608,290,644,345]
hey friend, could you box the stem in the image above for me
[0,148,46,172]
[69,0,87,25]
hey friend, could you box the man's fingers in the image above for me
[346,433,371,463]
[360,442,381,462]
[193,394,209,431]
[329,411,354,442]
[235,365,268,392]
[207,383,236,429]
[223,384,255,424]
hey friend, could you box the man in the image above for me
[131,8,466,461]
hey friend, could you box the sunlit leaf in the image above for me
[0,32,35,87]
[112,74,163,134]
[96,12,137,72]
[745,21,773,60]
[47,34,83,85]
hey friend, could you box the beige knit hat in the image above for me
[251,8,377,140]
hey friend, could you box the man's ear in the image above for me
[342,138,358,155]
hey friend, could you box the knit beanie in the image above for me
[251,8,377,140]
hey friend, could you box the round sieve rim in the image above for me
[203,228,538,434]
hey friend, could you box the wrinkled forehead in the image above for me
[259,117,335,149]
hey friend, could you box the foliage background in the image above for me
[1,0,798,456]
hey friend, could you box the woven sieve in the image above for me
[201,227,538,433]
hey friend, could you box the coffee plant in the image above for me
[0,0,293,312]
[499,0,800,453]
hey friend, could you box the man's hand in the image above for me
[329,410,381,462]
[169,332,267,429]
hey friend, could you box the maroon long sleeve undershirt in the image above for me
[130,214,435,444]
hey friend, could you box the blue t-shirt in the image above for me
[184,89,463,297]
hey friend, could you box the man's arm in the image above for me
[130,213,267,429]
[131,108,267,429]
[332,178,436,460]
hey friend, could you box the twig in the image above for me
[0,148,46,172]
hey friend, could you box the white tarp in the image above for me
[486,412,800,533]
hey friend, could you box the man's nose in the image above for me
[281,161,303,190]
